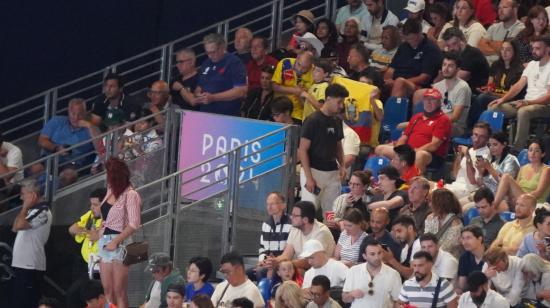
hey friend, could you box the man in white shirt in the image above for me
[401,0,431,34]
[478,0,525,63]
[267,201,336,271]
[342,122,360,178]
[343,238,402,308]
[361,0,399,51]
[11,179,52,308]
[211,251,265,308]
[445,122,491,199]
[481,246,525,306]
[335,0,368,32]
[458,271,509,307]
[301,239,348,291]
[419,233,458,281]
[0,131,23,184]
[489,35,550,148]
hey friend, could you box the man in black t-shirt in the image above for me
[383,19,443,119]
[171,48,200,110]
[442,27,489,91]
[90,73,142,127]
[347,43,384,90]
[298,84,348,215]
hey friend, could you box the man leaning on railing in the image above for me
[38,98,101,170]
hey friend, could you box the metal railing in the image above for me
[2,0,334,155]
[0,109,175,213]
[0,108,299,305]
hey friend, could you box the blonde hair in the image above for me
[483,246,508,265]
[275,281,307,308]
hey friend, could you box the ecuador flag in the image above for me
[332,76,381,146]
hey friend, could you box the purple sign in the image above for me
[178,111,286,200]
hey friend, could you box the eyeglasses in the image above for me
[348,182,362,187]
[368,281,374,295]
[219,267,234,276]
[443,91,449,107]
[290,214,302,218]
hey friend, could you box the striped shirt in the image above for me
[399,273,457,308]
[102,187,142,232]
[258,214,292,261]
[337,230,367,263]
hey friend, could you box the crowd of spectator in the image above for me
[8,0,550,307]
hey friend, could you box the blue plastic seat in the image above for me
[381,97,409,143]
[363,156,390,178]
[391,127,403,141]
[500,211,516,222]
[478,110,504,133]
[452,111,505,146]
[518,149,529,166]
[413,101,424,115]
[463,207,480,225]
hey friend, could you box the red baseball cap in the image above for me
[423,88,442,100]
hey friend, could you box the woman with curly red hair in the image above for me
[98,158,142,308]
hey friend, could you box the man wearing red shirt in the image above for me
[376,88,451,173]
[246,35,278,90]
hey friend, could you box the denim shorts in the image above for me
[98,234,125,263]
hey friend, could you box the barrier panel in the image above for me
[178,111,287,201]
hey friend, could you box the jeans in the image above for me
[98,234,125,263]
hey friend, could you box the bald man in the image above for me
[234,27,253,64]
[272,51,315,121]
[146,80,180,130]
[358,208,401,262]
[490,193,536,255]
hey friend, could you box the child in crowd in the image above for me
[269,260,303,299]
[300,59,332,120]
[119,108,163,161]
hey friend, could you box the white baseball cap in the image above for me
[404,0,425,13]
[299,239,325,258]
[294,32,324,57]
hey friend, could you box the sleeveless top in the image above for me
[518,165,550,203]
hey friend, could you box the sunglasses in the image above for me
[368,281,374,295]
[443,91,449,107]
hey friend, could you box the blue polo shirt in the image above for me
[40,116,95,167]
[390,36,443,88]
[185,282,214,301]
[198,53,247,116]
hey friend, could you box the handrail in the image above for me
[3,0,331,143]
[0,109,169,184]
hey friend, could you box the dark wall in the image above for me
[1,0,267,105]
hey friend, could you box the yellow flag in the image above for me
[332,76,380,146]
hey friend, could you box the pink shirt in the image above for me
[102,187,141,232]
